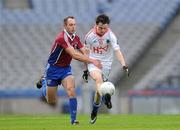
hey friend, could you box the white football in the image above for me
[99,82,115,96]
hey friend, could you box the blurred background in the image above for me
[0,0,180,115]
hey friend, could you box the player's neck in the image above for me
[64,29,75,41]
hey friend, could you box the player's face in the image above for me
[96,23,109,36]
[65,18,76,35]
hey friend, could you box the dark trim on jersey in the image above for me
[53,46,64,65]
[48,44,64,65]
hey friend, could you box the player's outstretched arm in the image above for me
[65,46,102,69]
[115,49,130,77]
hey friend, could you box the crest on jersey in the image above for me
[71,42,78,49]
[106,39,110,44]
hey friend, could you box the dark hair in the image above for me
[64,16,75,25]
[96,14,110,25]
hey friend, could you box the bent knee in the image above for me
[47,98,57,105]
[46,96,57,104]
[66,88,76,98]
[47,100,57,107]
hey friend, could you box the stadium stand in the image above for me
[0,0,180,90]
[134,39,180,89]
[0,0,179,25]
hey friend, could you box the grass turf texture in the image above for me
[0,114,180,130]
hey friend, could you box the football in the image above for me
[99,81,115,96]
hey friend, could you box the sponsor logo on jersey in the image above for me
[93,45,109,54]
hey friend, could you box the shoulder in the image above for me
[54,31,68,47]
[55,31,69,45]
[108,29,117,38]
[85,28,94,40]
[55,31,64,41]
[107,29,117,41]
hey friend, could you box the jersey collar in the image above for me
[64,29,76,41]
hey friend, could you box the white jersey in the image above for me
[85,27,120,68]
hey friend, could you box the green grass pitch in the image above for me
[0,114,180,130]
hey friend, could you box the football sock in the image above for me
[92,91,102,113]
[92,102,101,113]
[69,98,77,123]
[94,92,101,104]
[102,95,105,103]
[42,78,47,97]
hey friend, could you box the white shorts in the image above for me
[88,63,111,81]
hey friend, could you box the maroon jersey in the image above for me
[48,30,84,67]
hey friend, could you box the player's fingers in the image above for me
[126,70,130,77]
[85,76,88,82]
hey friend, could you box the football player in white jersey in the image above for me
[82,14,129,124]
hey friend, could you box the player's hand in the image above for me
[92,59,102,69]
[82,70,89,83]
[123,66,130,77]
